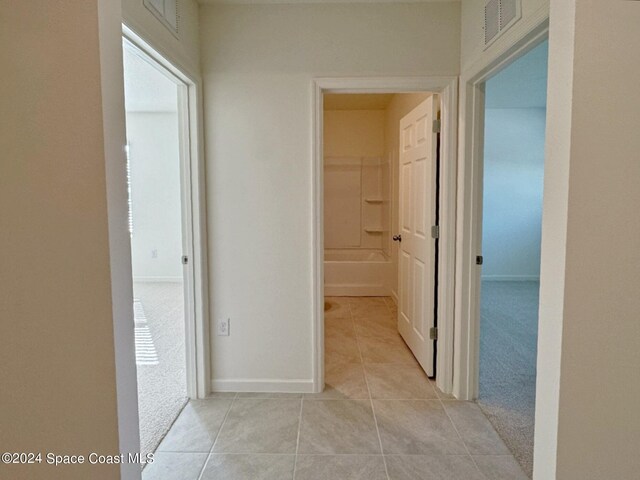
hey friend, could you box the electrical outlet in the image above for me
[217,318,230,336]
[151,249,158,259]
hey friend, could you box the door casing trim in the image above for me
[453,15,549,400]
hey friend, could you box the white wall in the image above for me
[324,110,385,158]
[482,108,545,280]
[122,0,201,78]
[126,112,183,281]
[200,3,460,389]
[0,2,129,478]
[324,110,386,251]
[534,1,640,478]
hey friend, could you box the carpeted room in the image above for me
[477,40,548,478]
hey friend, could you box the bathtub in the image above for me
[324,248,392,297]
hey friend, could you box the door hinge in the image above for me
[432,119,441,133]
[181,255,189,265]
[429,327,438,340]
[476,255,483,265]
[431,225,439,239]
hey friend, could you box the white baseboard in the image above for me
[210,378,315,394]
[133,276,183,283]
[481,275,540,282]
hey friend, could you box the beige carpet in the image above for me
[134,282,188,459]
[478,280,539,478]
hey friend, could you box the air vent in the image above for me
[484,0,521,49]
[484,0,500,46]
[500,0,518,29]
[144,0,180,38]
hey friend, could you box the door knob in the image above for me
[392,234,402,242]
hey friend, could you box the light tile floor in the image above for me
[143,297,528,480]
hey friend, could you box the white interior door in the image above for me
[397,96,438,377]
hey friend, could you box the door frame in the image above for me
[453,19,549,400]
[123,26,211,399]
[311,76,458,396]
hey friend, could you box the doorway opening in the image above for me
[322,92,439,396]
[122,33,209,460]
[312,77,458,400]
[123,40,186,459]
[477,40,548,477]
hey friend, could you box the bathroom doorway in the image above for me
[312,78,458,398]
[322,91,438,396]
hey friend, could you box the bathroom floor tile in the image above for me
[142,452,208,480]
[306,362,369,400]
[326,296,352,306]
[350,302,394,319]
[325,335,362,365]
[442,401,510,455]
[213,399,301,453]
[298,400,380,454]
[325,317,357,338]
[156,399,233,453]
[294,455,387,480]
[354,317,398,339]
[365,364,438,399]
[324,298,352,320]
[373,400,467,454]
[347,297,387,307]
[358,335,418,365]
[201,454,295,480]
[385,454,484,480]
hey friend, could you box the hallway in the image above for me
[143,297,527,479]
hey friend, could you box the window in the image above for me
[125,143,134,237]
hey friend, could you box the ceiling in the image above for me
[198,0,457,4]
[324,94,394,110]
[485,40,549,109]
[123,45,178,113]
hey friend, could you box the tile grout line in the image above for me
[382,296,482,475]
[439,397,489,480]
[292,397,304,480]
[373,297,487,477]
[352,303,391,480]
[196,392,238,480]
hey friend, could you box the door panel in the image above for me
[397,95,438,377]
[414,158,427,237]
[412,258,426,338]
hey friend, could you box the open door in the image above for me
[395,95,438,377]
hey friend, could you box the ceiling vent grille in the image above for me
[484,0,521,49]
[500,0,518,30]
[484,0,500,46]
[144,0,180,38]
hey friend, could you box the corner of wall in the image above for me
[98,0,141,478]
